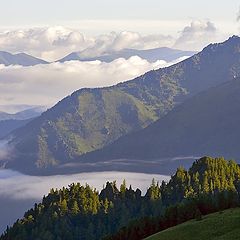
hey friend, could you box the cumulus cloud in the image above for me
[174,20,225,51]
[0,169,170,200]
[0,56,188,107]
[0,27,92,61]
[237,7,240,22]
[0,21,226,61]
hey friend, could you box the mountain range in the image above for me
[4,36,240,174]
[0,51,48,66]
[0,47,195,67]
[58,47,196,63]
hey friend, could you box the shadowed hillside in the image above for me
[84,77,240,162]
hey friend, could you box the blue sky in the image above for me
[1,0,239,35]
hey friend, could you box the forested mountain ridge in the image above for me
[5,36,240,173]
[83,76,240,162]
[1,156,240,240]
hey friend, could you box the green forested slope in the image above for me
[84,76,240,162]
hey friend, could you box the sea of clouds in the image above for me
[0,56,188,107]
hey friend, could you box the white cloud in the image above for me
[174,20,226,51]
[0,27,92,61]
[0,56,188,107]
[0,169,170,200]
[237,7,240,22]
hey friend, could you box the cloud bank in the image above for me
[0,20,225,61]
[0,169,170,200]
[0,56,188,107]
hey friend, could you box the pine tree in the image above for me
[59,199,68,214]
[71,200,79,215]
[120,179,127,195]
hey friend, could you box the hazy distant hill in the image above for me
[84,77,240,161]
[6,36,240,173]
[0,104,44,114]
[0,106,46,121]
[0,51,48,66]
[58,47,196,63]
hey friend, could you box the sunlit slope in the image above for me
[146,208,240,240]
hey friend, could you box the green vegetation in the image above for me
[2,157,240,240]
[145,208,240,240]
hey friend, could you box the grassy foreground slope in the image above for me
[146,208,240,240]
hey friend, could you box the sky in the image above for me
[0,1,239,35]
[0,0,240,108]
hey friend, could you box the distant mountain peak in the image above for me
[0,51,48,66]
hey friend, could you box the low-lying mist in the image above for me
[0,169,170,232]
[0,169,170,200]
